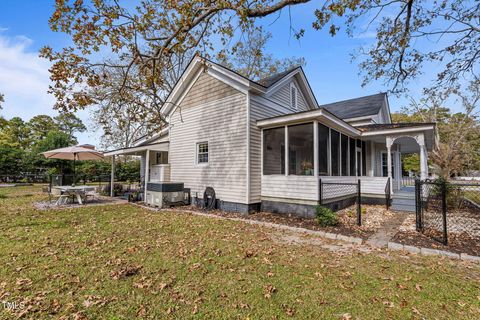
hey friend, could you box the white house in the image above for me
[104,56,436,216]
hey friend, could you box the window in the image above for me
[156,151,168,164]
[349,137,356,176]
[290,84,297,110]
[381,152,395,178]
[288,123,314,175]
[341,134,349,176]
[263,127,285,175]
[197,142,208,164]
[330,129,340,176]
[318,124,329,175]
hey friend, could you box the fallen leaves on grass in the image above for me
[263,284,277,299]
[83,295,116,308]
[133,277,153,289]
[282,304,295,317]
[110,264,143,280]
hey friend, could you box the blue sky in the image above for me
[0,1,440,146]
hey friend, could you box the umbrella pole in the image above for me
[73,153,76,186]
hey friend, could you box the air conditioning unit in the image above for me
[145,182,184,208]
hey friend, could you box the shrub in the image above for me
[432,177,464,210]
[315,206,338,227]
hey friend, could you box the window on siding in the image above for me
[318,124,329,175]
[288,123,314,175]
[156,151,168,164]
[263,127,285,175]
[349,137,356,176]
[290,84,297,110]
[197,142,208,164]
[330,129,340,176]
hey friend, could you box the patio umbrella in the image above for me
[41,145,104,185]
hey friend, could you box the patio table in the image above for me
[53,186,96,205]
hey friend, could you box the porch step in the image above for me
[391,191,415,212]
[391,198,415,206]
[391,203,416,212]
[393,191,415,197]
[391,187,415,212]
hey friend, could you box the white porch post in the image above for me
[313,121,318,178]
[110,155,115,197]
[419,145,426,180]
[140,153,146,185]
[418,133,427,180]
[144,149,150,198]
[386,136,393,192]
[396,144,401,189]
[284,126,288,176]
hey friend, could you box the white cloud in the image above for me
[0,32,101,145]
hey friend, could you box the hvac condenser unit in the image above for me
[145,182,184,208]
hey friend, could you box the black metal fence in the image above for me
[319,179,362,226]
[415,179,480,245]
[385,177,391,210]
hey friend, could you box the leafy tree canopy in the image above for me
[0,113,86,175]
[41,0,479,118]
[394,79,480,177]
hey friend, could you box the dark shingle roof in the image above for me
[357,123,436,132]
[257,66,301,87]
[320,93,387,119]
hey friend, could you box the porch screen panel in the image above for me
[349,137,356,176]
[318,124,329,175]
[288,123,314,175]
[330,129,340,176]
[361,141,367,176]
[263,127,285,175]
[341,134,349,176]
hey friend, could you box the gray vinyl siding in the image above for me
[169,73,248,204]
[268,79,309,112]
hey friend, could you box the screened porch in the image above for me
[256,110,435,205]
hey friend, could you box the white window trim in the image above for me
[195,141,209,166]
[290,82,298,110]
[380,150,396,178]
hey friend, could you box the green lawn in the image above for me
[0,186,479,319]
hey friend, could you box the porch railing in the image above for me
[401,176,416,187]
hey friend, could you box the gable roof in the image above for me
[321,93,387,120]
[257,66,302,87]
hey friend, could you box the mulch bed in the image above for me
[391,231,480,256]
[168,205,395,240]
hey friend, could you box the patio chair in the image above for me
[83,188,97,204]
[56,193,71,205]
